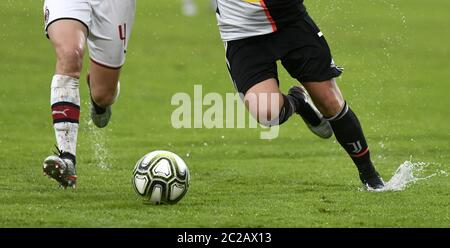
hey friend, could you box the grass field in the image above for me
[0,0,449,227]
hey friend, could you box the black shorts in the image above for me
[225,12,343,94]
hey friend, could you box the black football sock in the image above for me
[277,94,297,125]
[328,102,377,177]
[60,152,77,165]
[255,94,295,126]
[287,90,321,126]
[91,98,106,114]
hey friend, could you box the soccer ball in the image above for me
[132,150,190,204]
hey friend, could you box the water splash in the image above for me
[86,120,112,170]
[83,100,113,170]
[366,160,447,192]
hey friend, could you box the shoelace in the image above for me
[52,145,64,157]
[52,145,76,165]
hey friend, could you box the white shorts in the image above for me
[43,0,136,68]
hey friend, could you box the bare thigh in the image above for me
[47,20,87,78]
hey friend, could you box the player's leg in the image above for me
[244,78,285,126]
[244,78,327,128]
[304,79,384,189]
[286,85,333,138]
[87,61,121,128]
[281,13,383,189]
[302,79,344,117]
[43,19,88,188]
[225,36,326,129]
[87,0,136,128]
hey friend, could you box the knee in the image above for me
[245,97,281,127]
[316,97,344,118]
[250,107,280,127]
[258,110,278,126]
[55,46,84,78]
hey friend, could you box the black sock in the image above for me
[328,103,376,176]
[276,94,296,125]
[287,91,321,126]
[60,152,77,165]
[91,99,106,114]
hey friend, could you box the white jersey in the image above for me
[216,0,306,42]
[43,0,136,68]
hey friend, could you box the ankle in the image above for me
[91,99,106,114]
[60,152,76,165]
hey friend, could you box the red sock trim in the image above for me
[350,147,369,158]
[51,102,80,124]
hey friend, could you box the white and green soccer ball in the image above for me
[132,150,190,204]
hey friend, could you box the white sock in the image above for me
[50,75,80,157]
